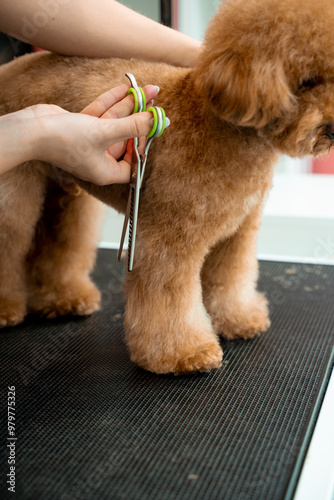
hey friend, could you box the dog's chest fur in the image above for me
[140,107,277,246]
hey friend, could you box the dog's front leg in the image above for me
[201,204,270,340]
[123,235,223,375]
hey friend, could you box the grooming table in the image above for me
[1,249,333,499]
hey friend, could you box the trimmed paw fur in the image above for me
[130,340,223,375]
[28,280,101,319]
[174,342,223,375]
[207,291,271,340]
[0,298,27,328]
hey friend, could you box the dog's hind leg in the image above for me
[0,164,46,327]
[201,204,271,340]
[27,180,106,319]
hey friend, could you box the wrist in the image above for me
[178,39,202,67]
[16,105,66,165]
[22,119,44,162]
[164,31,202,67]
[26,113,60,165]
[0,112,43,175]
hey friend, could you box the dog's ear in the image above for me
[194,48,296,129]
[193,0,299,130]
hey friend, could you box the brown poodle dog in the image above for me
[0,0,333,374]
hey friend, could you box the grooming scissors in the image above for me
[118,73,167,272]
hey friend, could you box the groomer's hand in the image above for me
[37,83,162,184]
[0,84,162,184]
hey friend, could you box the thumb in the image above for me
[99,111,169,147]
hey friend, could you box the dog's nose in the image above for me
[326,123,334,141]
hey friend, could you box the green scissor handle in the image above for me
[127,86,146,114]
[127,90,166,138]
[147,106,166,138]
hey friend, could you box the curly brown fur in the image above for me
[1,0,334,374]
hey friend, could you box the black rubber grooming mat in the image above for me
[1,250,333,500]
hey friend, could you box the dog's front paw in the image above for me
[28,280,101,319]
[129,336,223,375]
[207,291,271,340]
[0,297,26,328]
[173,341,223,375]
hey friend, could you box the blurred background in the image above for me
[1,0,334,263]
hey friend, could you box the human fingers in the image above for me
[105,124,150,159]
[99,111,170,148]
[123,138,134,167]
[118,138,148,173]
[105,82,159,156]
[137,136,148,155]
[81,83,130,117]
[92,149,132,185]
[100,84,160,120]
[106,136,136,166]
[106,141,127,161]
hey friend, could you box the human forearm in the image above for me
[0,109,40,176]
[0,0,202,67]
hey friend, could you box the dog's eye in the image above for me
[325,123,334,141]
[298,77,323,91]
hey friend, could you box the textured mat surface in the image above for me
[1,250,333,500]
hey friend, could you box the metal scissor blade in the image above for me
[117,189,132,262]
[130,137,140,183]
[139,154,147,188]
[128,163,142,271]
[127,186,136,271]
[118,136,141,265]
